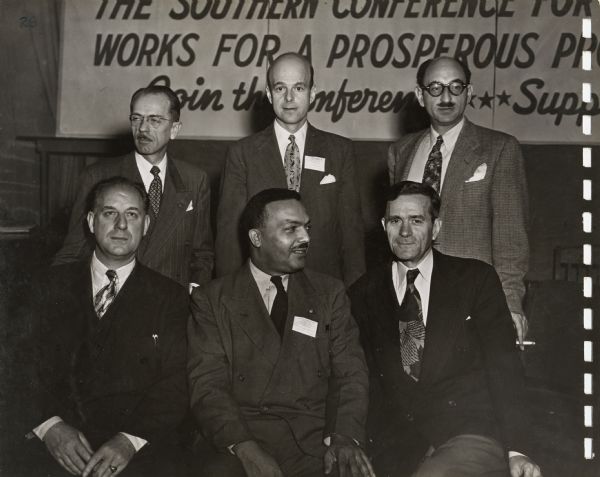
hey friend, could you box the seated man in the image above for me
[188,188,374,477]
[350,181,542,477]
[26,177,189,476]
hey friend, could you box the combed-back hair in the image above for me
[130,85,181,121]
[386,181,441,220]
[86,176,149,213]
[416,56,472,87]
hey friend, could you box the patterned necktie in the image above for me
[148,166,162,216]
[422,135,444,192]
[270,276,288,337]
[284,135,301,192]
[398,268,426,381]
[94,270,118,318]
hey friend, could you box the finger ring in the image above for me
[109,465,118,473]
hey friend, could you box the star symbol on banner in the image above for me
[469,94,477,108]
[497,90,511,106]
[478,91,494,109]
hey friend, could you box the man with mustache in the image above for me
[54,86,213,291]
[188,188,373,477]
[388,56,530,348]
[27,177,189,476]
[215,52,365,287]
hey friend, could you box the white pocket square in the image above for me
[320,174,336,185]
[465,315,472,321]
[465,163,487,183]
[186,200,194,212]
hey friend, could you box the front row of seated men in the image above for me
[27,177,541,477]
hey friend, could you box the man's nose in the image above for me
[285,88,294,102]
[115,213,127,229]
[440,86,452,103]
[399,222,411,236]
[139,116,151,131]
[297,226,310,243]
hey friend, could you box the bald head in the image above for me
[267,53,314,90]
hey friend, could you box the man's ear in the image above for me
[466,84,473,105]
[248,229,261,248]
[309,85,316,104]
[265,86,273,104]
[432,218,442,241]
[381,217,386,231]
[143,214,150,236]
[86,211,95,234]
[170,121,182,140]
[415,85,424,107]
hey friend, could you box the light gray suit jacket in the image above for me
[388,119,529,314]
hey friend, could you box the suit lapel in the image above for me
[419,251,463,384]
[224,265,282,366]
[439,119,478,219]
[400,131,428,180]
[138,159,191,262]
[120,153,144,182]
[256,125,288,188]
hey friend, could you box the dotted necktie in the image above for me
[148,166,162,216]
[284,135,301,192]
[398,268,425,381]
[94,270,118,318]
[270,276,288,338]
[422,135,443,192]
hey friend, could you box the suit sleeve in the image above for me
[490,136,529,315]
[189,169,214,286]
[52,169,97,264]
[473,264,532,455]
[215,144,247,278]
[338,141,366,286]
[124,285,189,443]
[326,281,369,445]
[187,287,253,449]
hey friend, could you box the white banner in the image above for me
[58,0,600,143]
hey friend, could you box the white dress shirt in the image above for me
[392,249,434,324]
[33,254,147,452]
[135,152,167,193]
[249,260,289,314]
[273,120,308,166]
[407,118,465,191]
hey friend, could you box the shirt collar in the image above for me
[395,248,434,285]
[135,152,167,176]
[249,259,289,292]
[274,120,308,148]
[429,117,464,151]
[90,251,136,293]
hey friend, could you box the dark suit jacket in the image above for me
[215,123,365,287]
[54,153,214,287]
[188,263,369,458]
[350,250,532,463]
[388,119,529,314]
[29,261,189,448]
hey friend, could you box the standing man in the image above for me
[216,52,365,287]
[350,181,541,477]
[54,85,213,289]
[27,177,189,476]
[388,56,529,345]
[189,189,373,477]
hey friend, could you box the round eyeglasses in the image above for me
[420,81,468,97]
[129,114,172,129]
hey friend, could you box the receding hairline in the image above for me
[93,183,147,211]
[267,53,313,89]
[423,56,467,82]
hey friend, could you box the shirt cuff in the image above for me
[508,450,526,458]
[120,432,147,452]
[33,416,63,440]
[189,283,200,294]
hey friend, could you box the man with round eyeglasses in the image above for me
[54,86,214,291]
[388,56,530,348]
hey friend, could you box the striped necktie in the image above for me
[94,269,118,318]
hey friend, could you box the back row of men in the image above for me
[29,53,538,477]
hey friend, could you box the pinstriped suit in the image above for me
[388,119,529,315]
[54,153,214,287]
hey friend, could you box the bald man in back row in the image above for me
[216,52,365,288]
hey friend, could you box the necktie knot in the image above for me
[406,269,419,285]
[270,275,285,293]
[150,166,160,177]
[434,135,443,148]
[288,134,296,144]
[106,269,117,281]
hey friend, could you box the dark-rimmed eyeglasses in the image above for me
[129,114,172,128]
[420,81,468,97]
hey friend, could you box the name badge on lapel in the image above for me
[304,155,325,172]
[292,316,318,337]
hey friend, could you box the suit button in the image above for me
[317,370,322,378]
[448,400,457,407]
[406,413,414,422]
[238,374,245,381]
